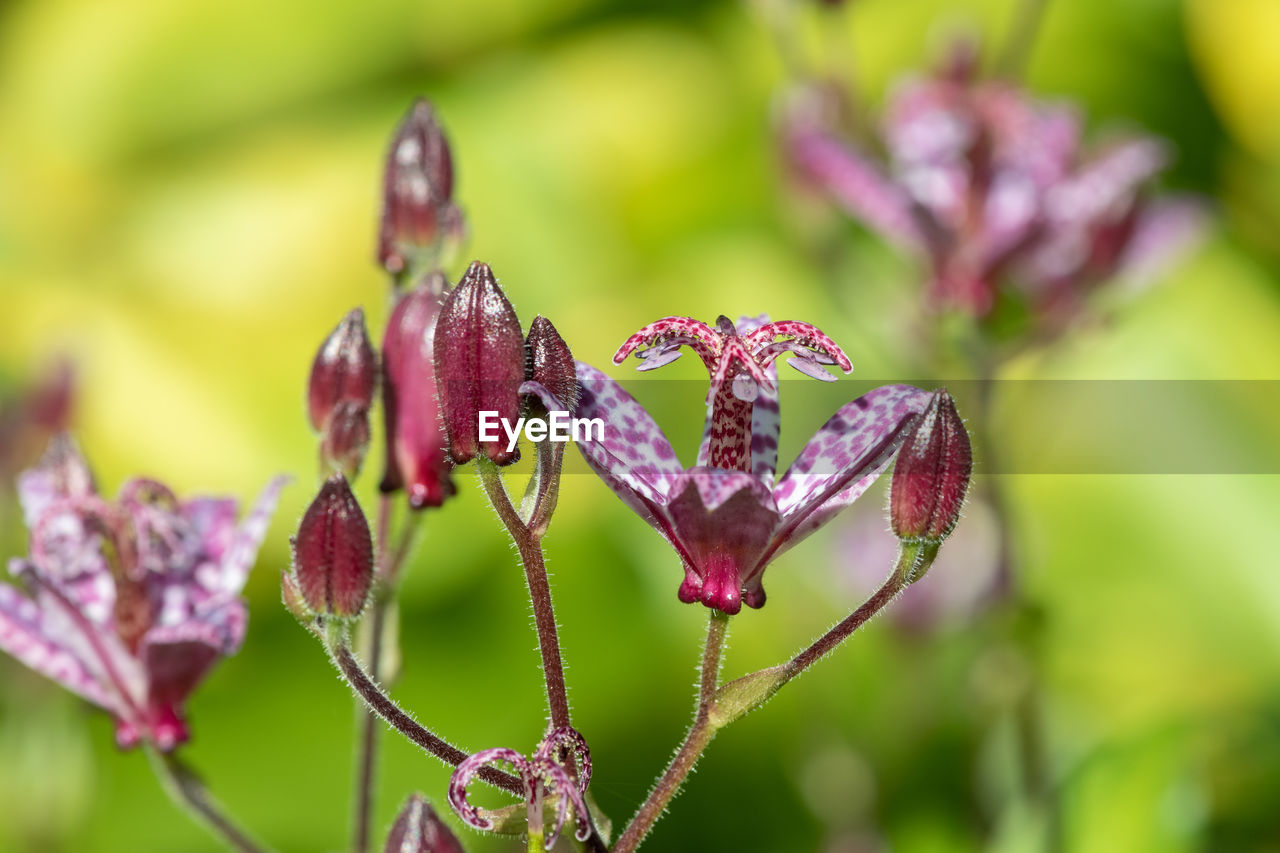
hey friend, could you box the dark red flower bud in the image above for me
[889,390,972,543]
[308,308,378,433]
[380,273,456,509]
[291,475,374,618]
[525,315,578,412]
[433,261,525,466]
[385,794,465,853]
[320,401,372,479]
[378,99,460,275]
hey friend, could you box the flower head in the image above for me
[0,437,286,750]
[579,315,940,614]
[783,46,1202,325]
[448,727,592,849]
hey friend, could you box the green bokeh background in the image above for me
[2,0,1280,851]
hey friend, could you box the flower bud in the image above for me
[433,261,525,466]
[291,475,374,618]
[380,273,456,509]
[525,315,578,412]
[308,308,378,433]
[320,401,372,479]
[889,390,972,543]
[378,99,460,275]
[385,794,465,853]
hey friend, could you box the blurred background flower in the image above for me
[1,0,1279,850]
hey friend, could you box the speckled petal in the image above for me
[768,385,933,562]
[573,362,682,515]
[209,475,288,595]
[786,127,926,250]
[0,580,118,712]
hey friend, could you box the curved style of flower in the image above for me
[576,314,938,614]
[447,727,593,849]
[0,437,286,751]
[782,49,1202,323]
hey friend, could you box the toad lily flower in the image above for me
[576,315,943,615]
[0,437,286,751]
[782,46,1202,323]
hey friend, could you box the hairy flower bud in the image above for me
[525,315,578,412]
[378,99,461,275]
[291,475,374,618]
[308,308,378,433]
[380,273,457,509]
[385,794,465,853]
[889,390,972,543]
[433,261,525,466]
[320,401,372,479]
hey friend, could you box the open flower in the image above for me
[448,727,592,849]
[0,437,286,751]
[576,315,941,614]
[782,46,1202,324]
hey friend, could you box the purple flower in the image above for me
[783,50,1202,323]
[576,314,940,615]
[0,437,286,751]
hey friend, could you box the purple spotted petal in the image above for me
[1047,138,1168,226]
[768,385,933,563]
[15,436,96,529]
[573,362,682,512]
[204,475,288,596]
[787,127,926,250]
[182,498,239,568]
[665,468,781,614]
[1116,197,1206,286]
[0,580,118,712]
[749,373,781,483]
[17,563,146,713]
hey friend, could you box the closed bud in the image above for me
[385,794,465,853]
[308,308,378,433]
[320,401,372,479]
[433,261,525,466]
[291,475,374,619]
[378,99,461,275]
[380,273,456,509]
[889,390,972,543]
[525,315,578,412]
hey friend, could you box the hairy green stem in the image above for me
[613,610,730,853]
